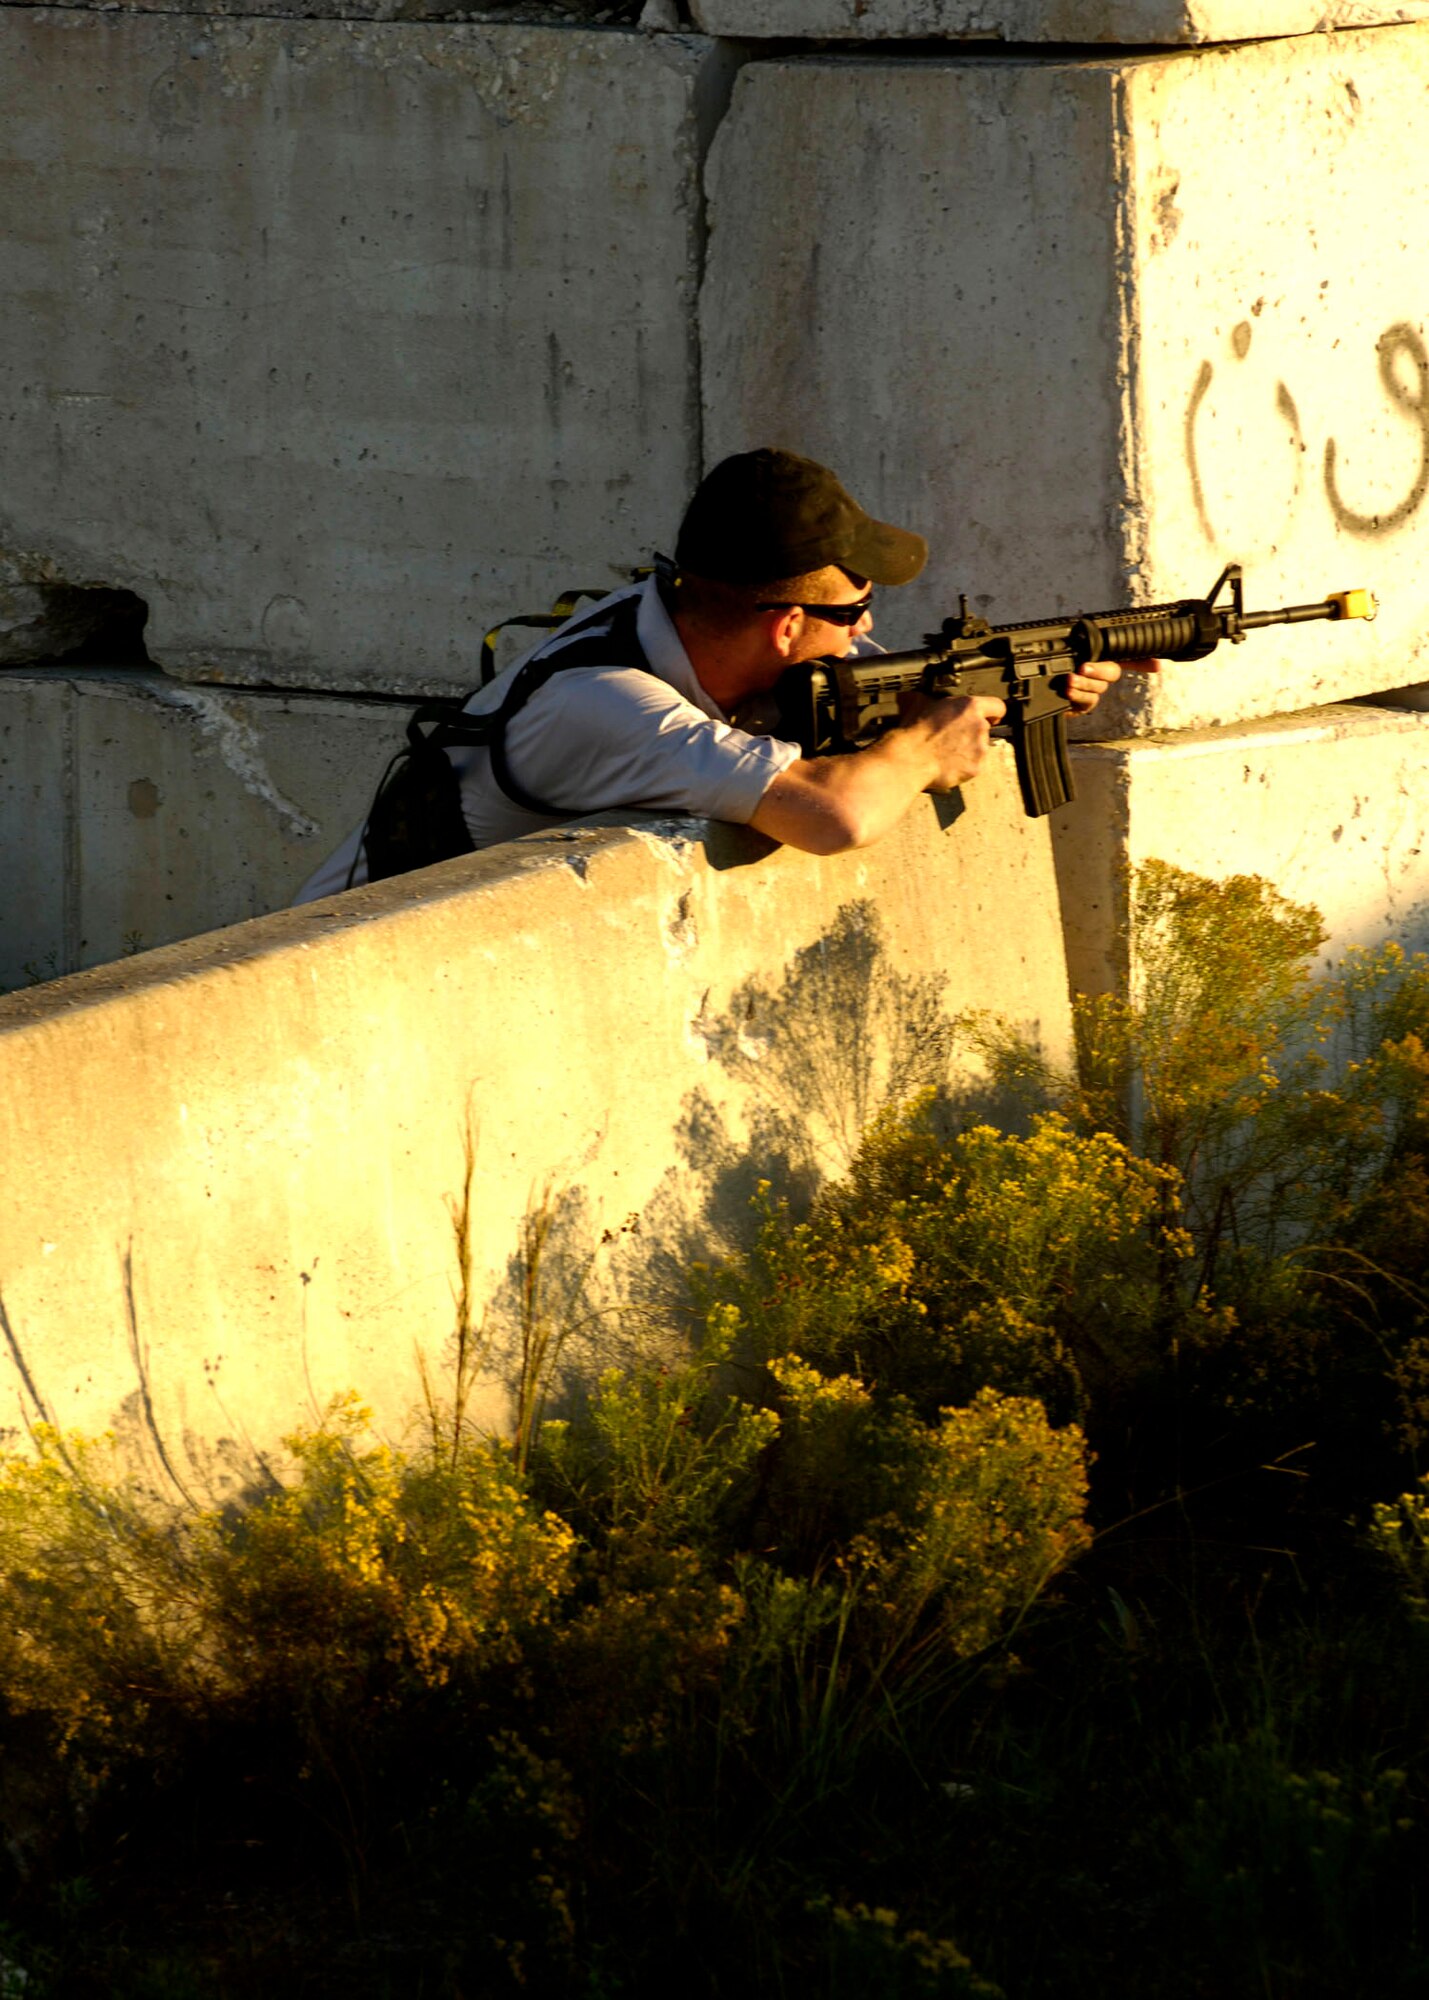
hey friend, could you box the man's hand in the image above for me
[1064,657,1161,714]
[895,689,1006,790]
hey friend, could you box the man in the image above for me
[296,449,1134,901]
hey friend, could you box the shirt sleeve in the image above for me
[498,669,802,824]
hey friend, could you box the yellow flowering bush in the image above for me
[858,1386,1091,1663]
[0,1428,201,1770]
[750,1361,1090,1675]
[1369,1475,1429,1625]
[198,1396,575,1701]
[0,1398,574,1775]
[716,1101,1181,1423]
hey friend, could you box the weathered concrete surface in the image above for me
[0,11,732,695]
[702,27,1429,735]
[0,669,407,992]
[28,2,650,16]
[691,1,1429,40]
[1051,701,1429,997]
[0,752,1070,1477]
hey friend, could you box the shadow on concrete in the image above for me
[479,898,1054,1420]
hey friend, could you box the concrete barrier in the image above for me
[0,668,407,993]
[1052,701,1429,997]
[690,2,1429,40]
[701,26,1429,734]
[29,0,659,14]
[0,11,735,695]
[0,757,1071,1482]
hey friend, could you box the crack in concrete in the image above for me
[141,681,320,838]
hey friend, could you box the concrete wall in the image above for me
[0,761,1071,1479]
[1053,700,1429,996]
[5,0,1429,1483]
[0,669,404,992]
[7,10,1423,720]
[0,11,734,695]
[690,2,1429,40]
[28,1,653,14]
[702,28,1429,734]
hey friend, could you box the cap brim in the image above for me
[846,515,927,587]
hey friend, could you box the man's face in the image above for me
[747,573,875,696]
[782,573,875,663]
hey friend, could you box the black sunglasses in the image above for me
[755,590,874,628]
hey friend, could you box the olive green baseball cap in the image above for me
[675,448,927,588]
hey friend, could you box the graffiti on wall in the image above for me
[1186,319,1428,547]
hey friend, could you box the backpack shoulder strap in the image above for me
[490,589,647,812]
[350,587,651,887]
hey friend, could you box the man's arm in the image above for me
[749,692,1005,855]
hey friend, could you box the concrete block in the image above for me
[0,669,407,992]
[701,26,1429,735]
[0,679,71,991]
[0,747,1070,1476]
[1051,701,1429,998]
[29,0,650,16]
[690,1,1429,41]
[0,11,731,695]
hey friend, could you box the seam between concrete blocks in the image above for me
[60,678,81,977]
[675,35,750,483]
[1108,66,1150,605]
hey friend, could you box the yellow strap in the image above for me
[480,587,611,684]
[479,565,665,684]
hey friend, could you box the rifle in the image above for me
[767,564,1378,818]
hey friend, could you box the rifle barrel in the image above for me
[1241,599,1349,629]
[869,586,1374,673]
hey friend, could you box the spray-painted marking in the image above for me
[1187,318,1428,546]
[1324,324,1429,540]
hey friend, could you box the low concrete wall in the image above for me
[0,756,1071,1484]
[1052,700,1429,996]
[701,27,1429,732]
[0,668,405,992]
[24,1,652,14]
[0,10,734,694]
[691,1,1429,40]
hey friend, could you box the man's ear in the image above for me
[767,607,803,660]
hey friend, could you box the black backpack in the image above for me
[355,584,650,886]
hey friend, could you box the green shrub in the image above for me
[851,1385,1091,1667]
[536,1305,778,1554]
[1003,869,1429,1265]
[1174,1732,1416,1992]
[759,1362,1089,1665]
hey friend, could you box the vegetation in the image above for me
[1,862,1428,1996]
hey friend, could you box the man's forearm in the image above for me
[750,732,945,854]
